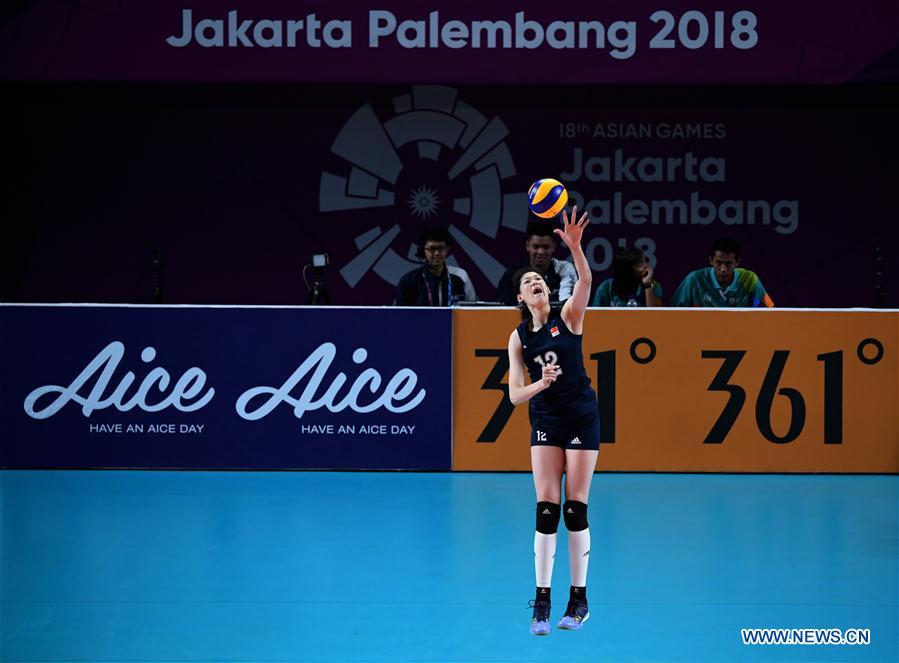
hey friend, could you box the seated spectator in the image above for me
[592,246,663,307]
[395,227,476,306]
[671,237,774,307]
[495,220,577,305]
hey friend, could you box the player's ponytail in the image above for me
[518,300,531,323]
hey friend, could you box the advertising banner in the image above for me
[0,305,452,470]
[453,308,899,472]
[2,1,897,83]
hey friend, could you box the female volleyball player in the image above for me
[507,206,598,636]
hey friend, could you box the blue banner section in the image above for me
[0,306,451,470]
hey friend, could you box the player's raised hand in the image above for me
[554,206,589,249]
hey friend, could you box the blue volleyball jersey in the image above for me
[516,307,597,422]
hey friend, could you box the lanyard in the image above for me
[422,268,452,306]
[711,268,734,301]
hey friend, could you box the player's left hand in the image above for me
[554,206,589,249]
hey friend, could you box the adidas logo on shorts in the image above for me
[570,436,581,445]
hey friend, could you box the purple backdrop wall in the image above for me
[3,83,897,308]
[2,1,898,83]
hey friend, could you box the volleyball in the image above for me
[528,178,568,219]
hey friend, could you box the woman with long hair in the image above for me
[592,245,663,307]
[507,207,599,635]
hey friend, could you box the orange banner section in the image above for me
[453,309,898,473]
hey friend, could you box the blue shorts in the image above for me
[529,411,601,451]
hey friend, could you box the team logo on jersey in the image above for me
[550,326,560,337]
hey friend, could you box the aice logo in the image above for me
[319,85,525,291]
[23,341,426,422]
[236,343,426,420]
[24,342,214,419]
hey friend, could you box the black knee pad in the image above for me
[535,502,561,534]
[563,500,588,532]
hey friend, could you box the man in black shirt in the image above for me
[495,221,578,305]
[395,227,476,306]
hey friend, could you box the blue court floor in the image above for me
[1,471,896,663]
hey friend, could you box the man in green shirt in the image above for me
[671,238,774,308]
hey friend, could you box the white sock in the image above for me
[534,532,557,588]
[568,528,590,587]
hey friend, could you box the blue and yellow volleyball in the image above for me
[528,178,568,218]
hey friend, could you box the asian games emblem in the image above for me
[319,85,525,289]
